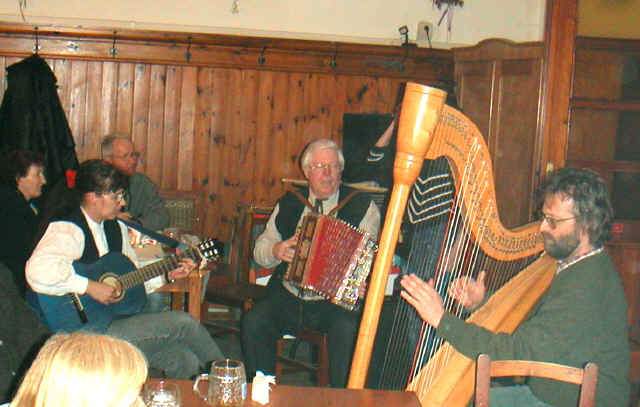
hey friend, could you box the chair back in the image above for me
[159,189,206,235]
[226,203,273,284]
[474,354,598,407]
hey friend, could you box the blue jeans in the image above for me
[488,385,553,407]
[106,311,223,379]
[143,292,171,313]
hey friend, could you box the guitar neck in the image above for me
[119,246,202,290]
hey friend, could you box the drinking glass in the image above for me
[193,359,246,407]
[142,380,181,407]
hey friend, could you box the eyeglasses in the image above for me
[308,162,341,173]
[539,213,577,229]
[102,191,126,202]
[111,151,141,161]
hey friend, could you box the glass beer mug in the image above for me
[142,380,181,407]
[193,359,247,406]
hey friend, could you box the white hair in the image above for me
[100,134,132,159]
[300,138,345,171]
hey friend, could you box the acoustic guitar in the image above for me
[27,239,222,332]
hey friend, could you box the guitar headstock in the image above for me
[198,238,225,262]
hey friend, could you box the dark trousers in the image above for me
[241,280,361,387]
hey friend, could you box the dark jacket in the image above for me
[0,262,50,403]
[0,55,78,187]
[0,185,40,296]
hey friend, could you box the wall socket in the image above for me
[416,21,434,46]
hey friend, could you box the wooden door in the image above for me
[454,39,545,228]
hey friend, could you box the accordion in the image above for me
[285,213,377,310]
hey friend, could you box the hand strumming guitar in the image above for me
[86,280,118,305]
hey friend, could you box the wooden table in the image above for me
[154,379,421,406]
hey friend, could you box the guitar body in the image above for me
[27,252,147,332]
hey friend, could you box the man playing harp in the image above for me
[242,138,381,387]
[401,168,629,406]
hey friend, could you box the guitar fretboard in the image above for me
[119,246,202,289]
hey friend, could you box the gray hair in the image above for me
[100,134,131,159]
[300,138,345,171]
[537,167,613,247]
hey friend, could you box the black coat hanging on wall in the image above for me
[0,55,78,186]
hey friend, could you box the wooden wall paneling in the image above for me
[217,69,242,236]
[99,61,118,138]
[0,24,453,82]
[115,63,134,136]
[304,73,325,141]
[287,73,307,177]
[83,61,104,160]
[161,65,182,191]
[239,69,259,204]
[493,58,543,226]
[254,70,275,206]
[177,66,197,191]
[455,60,494,141]
[131,63,151,174]
[373,78,398,115]
[267,71,291,206]
[192,67,212,195]
[0,26,453,240]
[568,109,619,161]
[205,68,229,237]
[606,242,640,331]
[68,60,88,160]
[316,74,336,142]
[330,75,348,141]
[146,64,167,184]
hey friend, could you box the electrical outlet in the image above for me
[417,21,434,46]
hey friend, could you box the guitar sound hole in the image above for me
[101,274,124,301]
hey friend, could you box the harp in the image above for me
[347,83,556,406]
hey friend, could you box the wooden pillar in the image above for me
[539,0,578,175]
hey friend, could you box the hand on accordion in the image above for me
[272,235,299,263]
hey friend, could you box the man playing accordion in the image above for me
[241,138,380,387]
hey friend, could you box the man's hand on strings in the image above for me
[86,280,118,305]
[168,258,196,281]
[273,235,298,263]
[400,274,444,328]
[448,270,487,310]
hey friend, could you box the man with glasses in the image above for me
[241,138,381,387]
[400,168,630,407]
[26,160,223,379]
[101,134,169,231]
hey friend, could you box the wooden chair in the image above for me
[474,354,599,407]
[202,203,271,333]
[275,329,330,387]
[156,189,208,319]
[159,189,206,236]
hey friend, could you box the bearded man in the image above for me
[400,167,630,407]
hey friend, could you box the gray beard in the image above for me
[543,232,580,260]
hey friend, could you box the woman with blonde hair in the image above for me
[11,332,147,407]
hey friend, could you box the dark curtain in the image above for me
[0,55,78,187]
